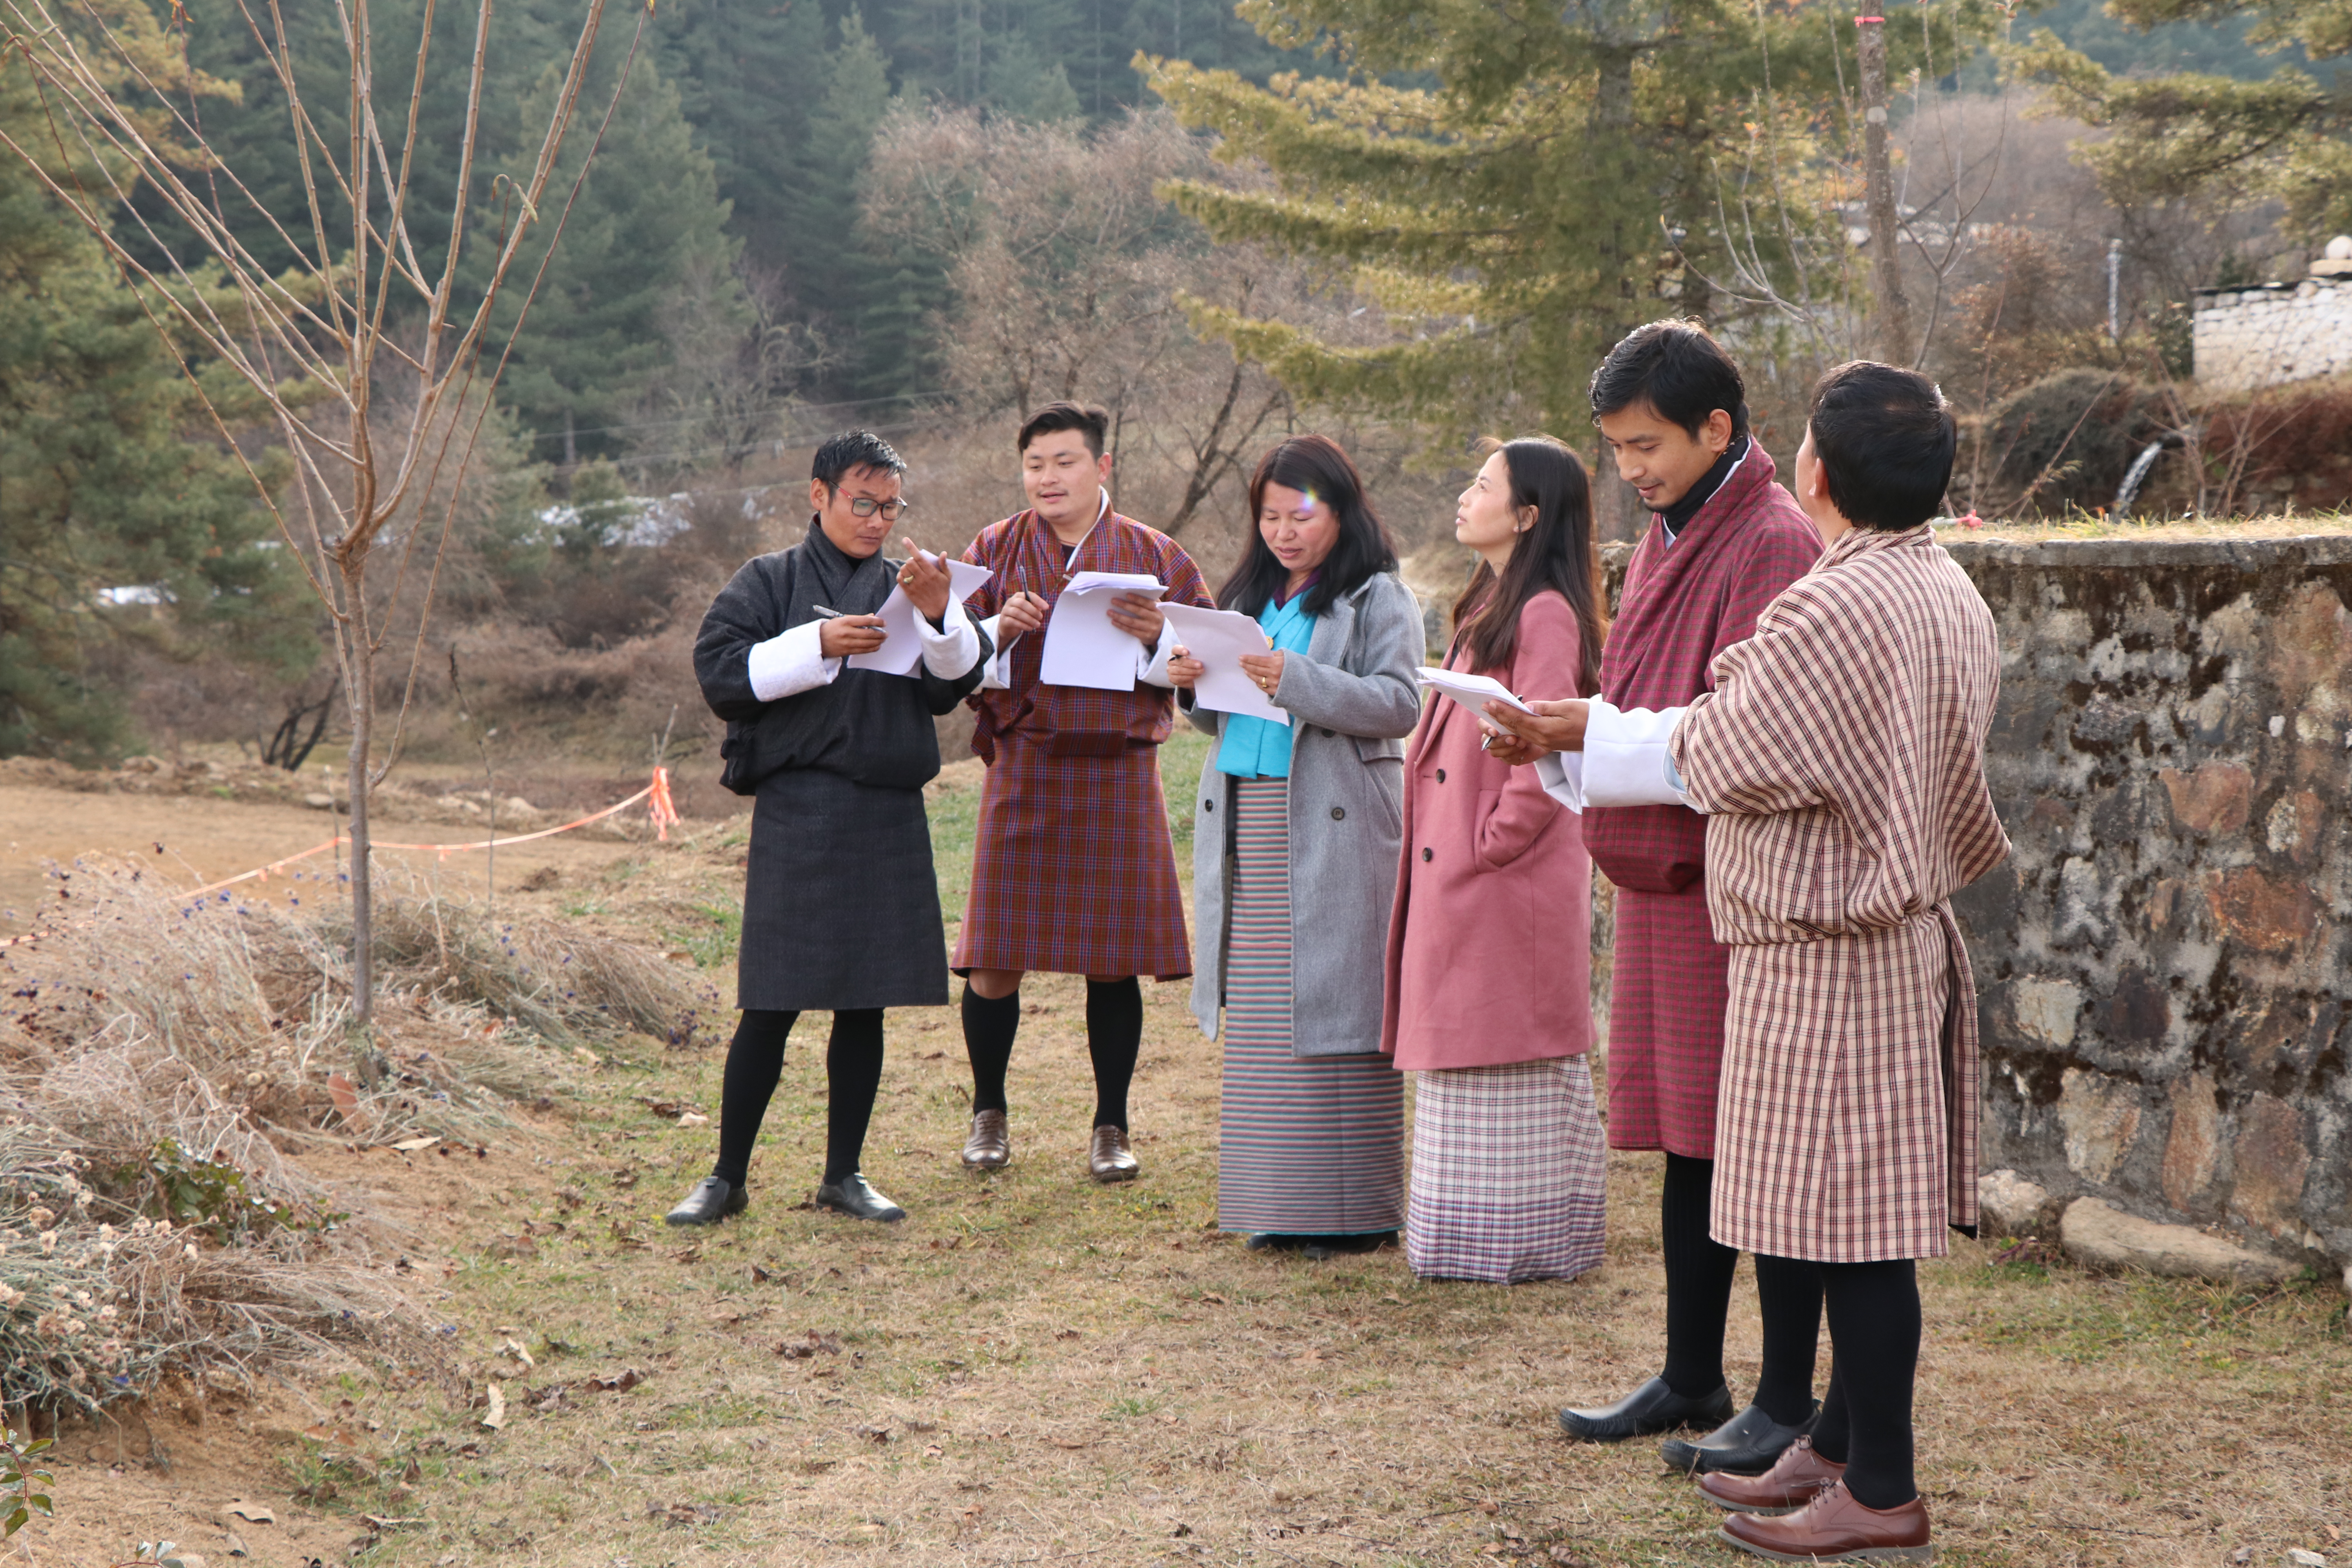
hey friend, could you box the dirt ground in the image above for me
[5,773,2348,1568]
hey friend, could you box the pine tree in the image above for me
[1147,0,1994,434]
[478,53,749,463]
[2013,0,2351,239]
[0,82,305,760]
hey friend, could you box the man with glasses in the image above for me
[668,430,993,1227]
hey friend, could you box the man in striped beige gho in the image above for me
[1484,361,2009,1563]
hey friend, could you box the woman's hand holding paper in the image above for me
[1239,650,1285,698]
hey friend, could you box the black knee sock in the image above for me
[1752,1253,1825,1426]
[712,1009,799,1188]
[962,984,1018,1114]
[1659,1152,1738,1399]
[821,1009,886,1184]
[1811,1358,1850,1465]
[1085,977,1142,1131]
[1816,1259,1920,1510]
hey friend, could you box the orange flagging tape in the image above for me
[2,773,677,949]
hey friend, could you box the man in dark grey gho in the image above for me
[666,430,991,1227]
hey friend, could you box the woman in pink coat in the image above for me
[1384,436,1610,1283]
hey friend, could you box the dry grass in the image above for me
[7,756,2348,1564]
[38,753,2318,1568]
[203,965,2348,1568]
[0,858,718,1422]
[1953,508,2352,544]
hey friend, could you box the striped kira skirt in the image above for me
[1406,1056,1607,1283]
[1217,779,1404,1237]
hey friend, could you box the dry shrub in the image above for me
[2200,375,2352,513]
[0,861,715,1412]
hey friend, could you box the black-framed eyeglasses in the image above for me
[847,497,912,520]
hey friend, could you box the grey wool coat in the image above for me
[1185,571,1426,1054]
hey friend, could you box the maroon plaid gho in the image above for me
[1584,445,1821,1157]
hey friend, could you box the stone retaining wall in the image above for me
[1945,534,2349,1269]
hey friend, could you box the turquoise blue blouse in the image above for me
[1216,587,1319,779]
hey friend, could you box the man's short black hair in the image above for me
[1017,400,1111,458]
[1808,361,1956,531]
[1589,319,1750,443]
[811,429,906,492]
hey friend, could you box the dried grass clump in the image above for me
[0,1130,415,1417]
[0,859,713,1412]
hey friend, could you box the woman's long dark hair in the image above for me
[1450,436,1608,694]
[1215,435,1399,618]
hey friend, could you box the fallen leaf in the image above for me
[360,1516,427,1531]
[922,1444,943,1458]
[226,1502,276,1524]
[326,1074,359,1122]
[388,1136,438,1153]
[499,1336,536,1370]
[223,1532,249,1557]
[1048,1439,1091,1450]
[677,1111,710,1127]
[481,1382,506,1430]
[855,1423,891,1443]
[301,1425,355,1445]
[1200,1294,1227,1305]
[583,1368,646,1392]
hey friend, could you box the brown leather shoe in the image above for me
[1718,1480,1933,1562]
[1087,1124,1139,1183]
[1699,1436,1847,1515]
[961,1109,1010,1169]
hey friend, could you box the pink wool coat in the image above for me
[1382,590,1594,1072]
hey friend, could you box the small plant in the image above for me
[0,1426,55,1535]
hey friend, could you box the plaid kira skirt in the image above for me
[1405,1056,1607,1284]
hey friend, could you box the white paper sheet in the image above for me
[1160,602,1286,725]
[845,557,996,675]
[1416,666,1535,722]
[1040,571,1167,691]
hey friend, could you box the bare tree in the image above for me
[0,0,645,1023]
[861,106,1307,536]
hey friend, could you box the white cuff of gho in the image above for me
[1583,699,1692,808]
[978,613,1015,690]
[1535,751,1585,813]
[1136,618,1179,689]
[747,619,840,701]
[916,597,982,679]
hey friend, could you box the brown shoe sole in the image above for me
[1715,1525,1933,1562]
[1089,1162,1140,1183]
[961,1148,1009,1169]
[1703,1492,1813,1517]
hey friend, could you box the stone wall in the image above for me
[2193,279,2352,394]
[1942,535,2349,1267]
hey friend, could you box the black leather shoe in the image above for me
[665,1177,747,1227]
[1558,1377,1735,1443]
[813,1173,906,1223]
[1661,1399,1820,1475]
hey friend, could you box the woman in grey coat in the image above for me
[1166,436,1425,1257]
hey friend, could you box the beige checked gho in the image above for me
[1672,523,2011,1262]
